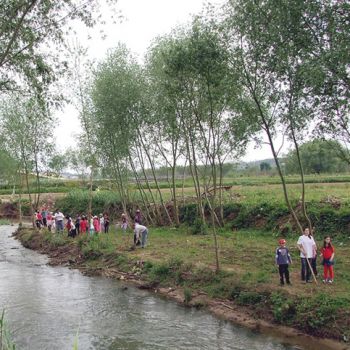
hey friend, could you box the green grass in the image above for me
[0,311,16,350]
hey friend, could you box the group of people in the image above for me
[34,208,149,248]
[275,227,335,286]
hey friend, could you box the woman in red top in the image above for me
[320,236,335,284]
[80,216,87,234]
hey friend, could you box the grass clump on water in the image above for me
[0,311,16,350]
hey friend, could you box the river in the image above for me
[0,225,309,350]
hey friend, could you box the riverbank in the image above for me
[15,226,350,350]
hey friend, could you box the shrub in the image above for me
[191,218,208,235]
[179,204,197,225]
[270,292,296,324]
[183,287,192,305]
[295,294,349,332]
[236,291,265,305]
[149,263,171,282]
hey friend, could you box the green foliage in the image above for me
[0,0,113,94]
[179,204,197,225]
[43,231,67,247]
[236,291,265,306]
[295,294,350,332]
[285,140,349,175]
[0,310,16,350]
[80,235,115,259]
[260,162,271,172]
[56,190,122,215]
[270,292,296,324]
[183,288,192,305]
[191,218,208,235]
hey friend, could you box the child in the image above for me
[134,209,142,224]
[104,213,110,233]
[35,210,43,229]
[75,215,81,235]
[99,214,104,233]
[47,212,53,231]
[89,216,94,236]
[121,213,128,234]
[93,215,100,233]
[80,215,87,234]
[320,236,335,284]
[275,238,292,285]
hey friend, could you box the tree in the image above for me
[223,0,325,234]
[285,139,349,175]
[0,148,18,183]
[303,1,350,165]
[260,162,271,173]
[0,0,117,96]
[0,94,54,221]
[47,154,68,177]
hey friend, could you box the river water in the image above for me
[0,226,303,350]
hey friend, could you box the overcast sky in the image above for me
[55,0,288,162]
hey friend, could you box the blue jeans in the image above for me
[56,220,64,232]
[141,229,148,248]
[301,258,312,281]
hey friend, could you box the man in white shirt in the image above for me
[297,228,317,283]
[54,210,65,233]
[133,222,148,248]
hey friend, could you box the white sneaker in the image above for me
[328,279,333,284]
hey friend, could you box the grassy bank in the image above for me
[16,226,350,343]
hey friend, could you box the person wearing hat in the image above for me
[275,238,292,285]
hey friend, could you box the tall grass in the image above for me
[0,219,11,226]
[55,190,122,215]
[0,311,16,350]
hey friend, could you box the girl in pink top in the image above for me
[93,216,100,233]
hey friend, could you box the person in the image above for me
[134,209,142,224]
[47,211,53,232]
[133,222,148,248]
[66,216,77,238]
[310,227,318,277]
[297,228,317,283]
[89,216,94,236]
[35,210,43,229]
[275,238,292,285]
[54,209,65,233]
[104,213,110,233]
[80,215,87,234]
[93,215,100,233]
[121,213,128,234]
[41,207,48,227]
[320,236,335,284]
[99,214,104,233]
[51,218,56,232]
[75,215,81,235]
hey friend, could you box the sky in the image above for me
[55,0,288,162]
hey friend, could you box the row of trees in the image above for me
[76,1,349,232]
[0,0,349,270]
